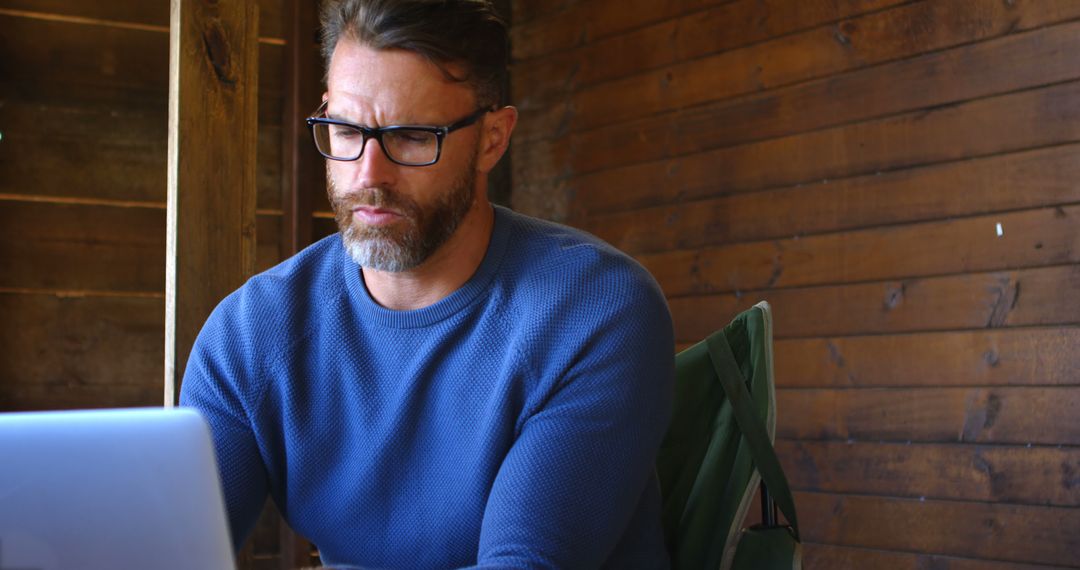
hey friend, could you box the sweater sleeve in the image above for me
[178,296,272,551]
[473,271,676,569]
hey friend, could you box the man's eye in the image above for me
[332,126,362,139]
[392,131,431,144]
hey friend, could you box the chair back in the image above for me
[657,301,798,569]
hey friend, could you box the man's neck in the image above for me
[361,200,495,311]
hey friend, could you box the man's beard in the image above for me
[327,154,477,272]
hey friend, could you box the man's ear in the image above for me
[477,106,518,174]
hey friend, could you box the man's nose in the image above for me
[349,137,397,188]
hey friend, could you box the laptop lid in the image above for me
[0,407,235,570]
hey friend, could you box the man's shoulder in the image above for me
[496,208,669,321]
[248,232,344,295]
[208,232,346,337]
[500,208,661,296]
[182,234,346,404]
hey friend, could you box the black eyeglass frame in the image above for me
[305,100,491,167]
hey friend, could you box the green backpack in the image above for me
[657,301,802,570]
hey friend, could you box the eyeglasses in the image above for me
[305,101,490,167]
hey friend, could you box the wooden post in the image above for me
[165,0,259,406]
[277,2,323,566]
[280,0,321,258]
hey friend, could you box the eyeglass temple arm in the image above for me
[307,100,328,120]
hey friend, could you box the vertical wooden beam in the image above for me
[280,0,321,258]
[165,0,259,406]
[277,2,323,567]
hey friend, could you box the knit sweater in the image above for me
[180,205,675,569]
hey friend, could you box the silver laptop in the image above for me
[0,407,235,570]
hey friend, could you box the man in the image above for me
[180,0,675,567]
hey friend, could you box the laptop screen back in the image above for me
[0,408,235,570]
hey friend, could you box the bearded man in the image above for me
[180,1,675,567]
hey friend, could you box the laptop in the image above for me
[0,407,236,570]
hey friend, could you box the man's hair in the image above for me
[320,0,509,108]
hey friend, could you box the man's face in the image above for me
[324,39,483,272]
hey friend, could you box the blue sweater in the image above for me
[180,206,675,569]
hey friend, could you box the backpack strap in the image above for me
[705,331,800,541]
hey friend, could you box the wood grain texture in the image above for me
[0,383,164,412]
[775,328,1080,389]
[0,292,164,411]
[0,0,284,38]
[513,0,907,126]
[776,387,1080,445]
[0,201,165,292]
[512,1,1080,567]
[801,543,1076,570]
[166,0,260,404]
[523,0,1080,136]
[510,0,584,26]
[0,95,283,208]
[0,13,283,118]
[670,265,1080,341]
[0,201,282,292]
[520,14,1080,152]
[778,440,1080,507]
[519,17,1080,178]
[640,205,1080,297]
[583,144,1080,255]
[512,0,734,60]
[280,0,325,258]
[569,79,1080,216]
[796,492,1080,567]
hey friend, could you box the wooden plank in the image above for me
[0,384,164,412]
[775,328,1080,389]
[582,144,1080,255]
[554,0,1080,135]
[255,214,283,273]
[778,440,1080,507]
[280,0,323,258]
[512,0,908,63]
[0,14,283,113]
[521,17,1080,178]
[802,543,1076,570]
[510,0,584,26]
[670,265,1080,341]
[0,95,169,202]
[640,205,1080,298]
[313,216,338,243]
[796,492,1080,567]
[776,388,1080,445]
[0,292,164,411]
[513,0,718,39]
[0,96,283,208]
[570,78,1080,216]
[512,0,907,117]
[0,0,283,39]
[311,183,332,216]
[0,201,166,292]
[0,201,282,292]
[166,0,260,404]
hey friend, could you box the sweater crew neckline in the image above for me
[342,204,512,329]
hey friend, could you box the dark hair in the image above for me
[320,0,509,108]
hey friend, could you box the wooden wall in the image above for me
[0,1,296,411]
[510,0,1080,567]
[0,2,326,567]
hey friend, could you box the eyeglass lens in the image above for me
[312,123,439,165]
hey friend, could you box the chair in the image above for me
[656,301,801,569]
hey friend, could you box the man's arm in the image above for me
[179,303,272,551]
[475,281,675,568]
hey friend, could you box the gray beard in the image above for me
[328,157,477,272]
